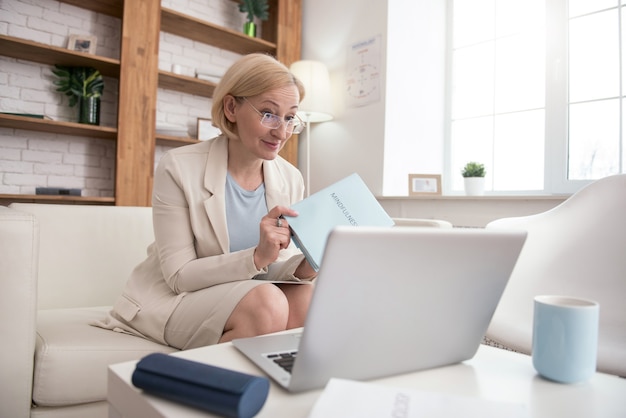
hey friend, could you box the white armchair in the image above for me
[485,174,626,377]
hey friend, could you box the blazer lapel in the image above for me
[203,136,230,254]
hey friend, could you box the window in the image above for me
[448,0,625,194]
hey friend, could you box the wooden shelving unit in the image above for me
[0,0,302,206]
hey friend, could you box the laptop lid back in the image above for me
[287,226,526,392]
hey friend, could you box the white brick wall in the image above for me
[1,0,247,198]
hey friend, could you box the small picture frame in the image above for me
[408,174,442,196]
[197,118,221,141]
[67,34,97,54]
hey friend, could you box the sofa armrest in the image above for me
[392,217,453,228]
[0,206,39,418]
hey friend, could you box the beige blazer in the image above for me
[98,136,306,344]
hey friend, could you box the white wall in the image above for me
[300,0,447,196]
[384,0,446,196]
[300,0,388,195]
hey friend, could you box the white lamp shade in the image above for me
[290,60,333,123]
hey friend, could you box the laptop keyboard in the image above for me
[266,351,298,373]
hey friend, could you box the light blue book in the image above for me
[283,173,394,271]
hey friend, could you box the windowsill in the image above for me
[377,195,570,201]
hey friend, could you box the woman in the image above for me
[96,53,317,349]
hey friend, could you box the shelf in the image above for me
[158,71,217,97]
[156,134,200,147]
[0,35,120,78]
[59,0,124,18]
[0,194,115,205]
[0,114,117,140]
[161,7,276,55]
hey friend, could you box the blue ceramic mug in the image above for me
[532,295,599,384]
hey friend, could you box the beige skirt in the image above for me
[163,279,271,350]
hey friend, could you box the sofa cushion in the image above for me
[33,307,177,406]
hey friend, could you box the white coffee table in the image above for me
[108,334,626,418]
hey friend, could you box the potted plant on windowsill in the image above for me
[461,161,486,196]
[238,0,269,37]
[52,65,104,125]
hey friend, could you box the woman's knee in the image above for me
[233,284,290,331]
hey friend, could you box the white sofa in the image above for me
[0,203,177,418]
[0,202,452,418]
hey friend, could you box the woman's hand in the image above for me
[254,205,298,270]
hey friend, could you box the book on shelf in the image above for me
[36,187,81,196]
[283,173,394,271]
[1,112,52,120]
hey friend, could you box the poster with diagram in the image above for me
[346,35,382,107]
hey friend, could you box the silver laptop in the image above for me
[233,226,526,392]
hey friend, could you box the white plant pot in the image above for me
[464,177,485,196]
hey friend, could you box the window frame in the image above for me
[444,0,613,196]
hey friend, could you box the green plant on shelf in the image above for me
[461,161,486,178]
[52,65,104,107]
[238,0,269,23]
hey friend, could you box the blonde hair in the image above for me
[211,53,306,139]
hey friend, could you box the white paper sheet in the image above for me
[308,378,529,418]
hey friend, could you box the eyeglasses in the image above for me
[241,97,305,135]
